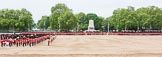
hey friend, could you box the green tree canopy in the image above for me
[50,3,70,30]
[108,6,162,31]
[0,8,33,31]
[75,12,86,31]
[37,16,50,30]
[49,3,78,32]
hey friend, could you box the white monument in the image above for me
[85,20,97,32]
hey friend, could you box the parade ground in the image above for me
[1,35,162,57]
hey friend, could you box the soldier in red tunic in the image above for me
[14,39,19,47]
[22,39,26,47]
[48,38,51,46]
[29,38,33,47]
[1,40,5,47]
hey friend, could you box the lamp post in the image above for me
[44,20,45,31]
[57,8,63,32]
[58,18,60,32]
[107,23,110,32]
[102,26,104,32]
[107,22,110,35]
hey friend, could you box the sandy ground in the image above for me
[1,35,162,57]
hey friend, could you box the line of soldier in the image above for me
[0,34,50,47]
[48,35,56,46]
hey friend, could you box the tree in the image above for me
[75,12,86,31]
[0,8,33,31]
[50,3,70,30]
[108,6,162,31]
[37,16,50,30]
[98,16,104,31]
[19,8,33,31]
[59,11,78,31]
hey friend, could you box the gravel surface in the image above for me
[1,35,162,57]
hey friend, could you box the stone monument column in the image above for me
[86,20,96,32]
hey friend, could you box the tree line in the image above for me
[108,6,162,31]
[1,3,162,32]
[38,3,162,32]
[37,3,104,32]
[0,8,33,32]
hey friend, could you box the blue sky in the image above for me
[0,0,161,23]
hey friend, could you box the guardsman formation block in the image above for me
[0,34,51,47]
